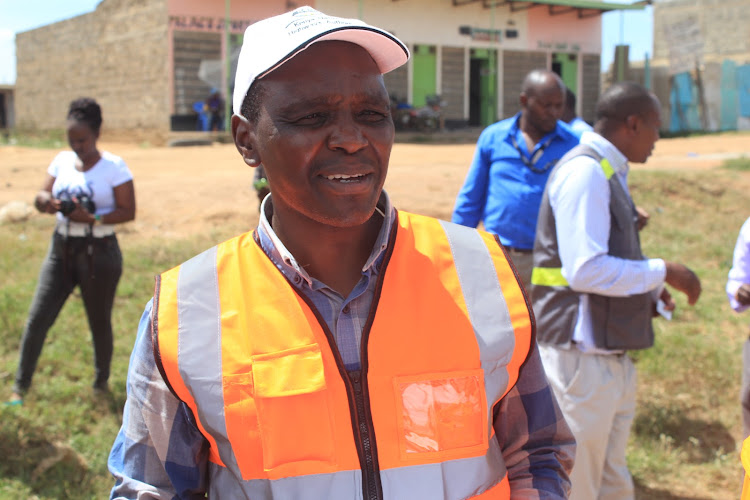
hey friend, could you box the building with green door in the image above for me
[14,0,645,140]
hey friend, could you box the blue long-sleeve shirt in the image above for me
[108,192,575,499]
[452,113,580,250]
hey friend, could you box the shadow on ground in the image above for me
[0,414,90,496]
[635,478,716,500]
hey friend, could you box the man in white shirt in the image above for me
[727,216,750,438]
[529,81,702,499]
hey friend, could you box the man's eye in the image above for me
[360,110,387,121]
[296,112,325,124]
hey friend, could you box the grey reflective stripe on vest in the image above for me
[207,463,362,500]
[176,247,244,480]
[439,220,514,421]
[438,219,514,490]
[380,443,505,499]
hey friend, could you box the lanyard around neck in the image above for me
[510,131,558,174]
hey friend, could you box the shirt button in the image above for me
[342,305,350,314]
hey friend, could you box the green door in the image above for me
[552,53,577,94]
[412,44,437,107]
[471,48,497,127]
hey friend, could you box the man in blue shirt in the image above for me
[452,69,579,288]
[562,87,594,136]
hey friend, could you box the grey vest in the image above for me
[530,144,654,350]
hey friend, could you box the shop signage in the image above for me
[459,26,503,42]
[537,41,581,52]
[169,15,256,33]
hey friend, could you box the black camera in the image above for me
[58,194,96,216]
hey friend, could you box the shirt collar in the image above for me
[579,130,629,176]
[510,112,566,144]
[257,191,395,287]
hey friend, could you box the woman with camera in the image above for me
[8,97,135,405]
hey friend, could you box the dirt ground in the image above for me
[1,132,748,239]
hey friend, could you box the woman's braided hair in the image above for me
[67,97,103,133]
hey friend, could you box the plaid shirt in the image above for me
[108,192,575,499]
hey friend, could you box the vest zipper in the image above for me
[349,369,383,500]
[258,224,397,500]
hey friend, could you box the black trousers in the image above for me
[13,232,122,393]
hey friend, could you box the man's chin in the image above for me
[542,124,557,134]
[316,206,380,229]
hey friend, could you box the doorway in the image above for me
[412,44,437,108]
[552,52,578,94]
[469,48,497,127]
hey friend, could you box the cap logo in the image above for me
[285,10,359,36]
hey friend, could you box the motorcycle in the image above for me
[391,95,445,132]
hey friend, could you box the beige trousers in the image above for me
[539,344,637,500]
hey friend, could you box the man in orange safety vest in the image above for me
[108,7,575,499]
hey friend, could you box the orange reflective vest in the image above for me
[153,210,534,499]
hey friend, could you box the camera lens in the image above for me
[58,200,76,216]
[79,195,96,214]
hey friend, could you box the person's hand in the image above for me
[34,191,57,214]
[635,205,650,231]
[736,284,750,306]
[66,198,96,224]
[652,287,675,317]
[664,261,701,305]
[660,287,675,311]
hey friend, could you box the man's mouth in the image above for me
[325,173,367,182]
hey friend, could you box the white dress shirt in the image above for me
[727,216,750,313]
[547,131,667,353]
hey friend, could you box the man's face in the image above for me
[521,83,565,134]
[236,41,394,230]
[629,98,662,163]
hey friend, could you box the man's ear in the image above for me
[625,114,640,135]
[519,93,528,108]
[232,114,261,167]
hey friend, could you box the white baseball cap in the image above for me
[232,6,410,115]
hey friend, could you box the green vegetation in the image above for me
[627,168,749,499]
[0,218,222,499]
[0,168,749,498]
[722,156,750,172]
[0,129,66,149]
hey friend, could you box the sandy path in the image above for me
[1,132,748,239]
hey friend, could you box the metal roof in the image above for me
[451,0,649,18]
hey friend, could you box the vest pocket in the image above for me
[393,369,488,461]
[225,343,336,479]
[595,294,654,350]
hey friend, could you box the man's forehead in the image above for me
[261,82,390,114]
[263,41,376,76]
[529,79,564,96]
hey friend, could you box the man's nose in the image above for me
[328,115,368,153]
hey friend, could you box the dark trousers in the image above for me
[13,232,122,393]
